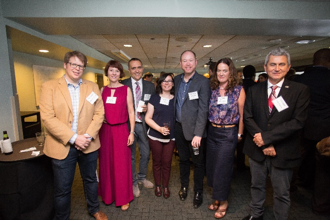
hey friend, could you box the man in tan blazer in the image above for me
[39,51,106,220]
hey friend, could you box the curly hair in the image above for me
[210,58,239,91]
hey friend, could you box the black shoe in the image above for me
[179,187,187,201]
[243,215,263,220]
[193,192,203,208]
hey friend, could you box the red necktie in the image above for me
[268,85,278,113]
[135,82,142,120]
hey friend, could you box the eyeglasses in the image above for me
[162,80,173,83]
[68,62,85,70]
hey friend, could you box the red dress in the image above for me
[98,85,133,206]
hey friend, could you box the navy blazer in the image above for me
[122,78,156,136]
[243,79,310,169]
[295,66,330,141]
[174,72,211,140]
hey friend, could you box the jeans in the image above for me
[175,122,205,192]
[131,123,151,185]
[206,125,237,201]
[249,157,292,220]
[52,146,99,219]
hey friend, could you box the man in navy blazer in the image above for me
[174,50,211,208]
[122,58,156,198]
[295,48,330,215]
[243,48,310,220]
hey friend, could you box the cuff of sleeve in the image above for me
[69,133,78,145]
[84,133,93,140]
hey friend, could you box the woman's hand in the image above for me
[127,133,134,146]
[159,126,170,136]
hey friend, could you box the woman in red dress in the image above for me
[98,60,135,211]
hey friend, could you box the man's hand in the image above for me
[141,104,147,113]
[253,133,265,147]
[262,145,276,157]
[74,134,91,150]
[191,136,202,148]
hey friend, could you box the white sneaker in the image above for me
[133,184,140,197]
[138,179,154,189]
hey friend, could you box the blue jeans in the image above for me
[52,146,99,219]
[206,125,237,201]
[131,123,150,185]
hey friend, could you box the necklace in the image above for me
[219,88,225,90]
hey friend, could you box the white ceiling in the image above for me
[3,0,330,73]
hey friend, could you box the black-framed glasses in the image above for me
[162,80,173,83]
[68,62,85,70]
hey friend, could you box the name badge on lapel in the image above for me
[160,97,170,106]
[272,96,289,112]
[188,91,199,100]
[217,96,228,105]
[144,94,151,101]
[86,91,98,104]
[106,97,117,104]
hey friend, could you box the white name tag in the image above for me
[217,96,228,105]
[137,100,145,112]
[272,96,289,112]
[160,97,170,106]
[86,91,98,104]
[188,91,199,100]
[106,97,117,104]
[144,94,151,101]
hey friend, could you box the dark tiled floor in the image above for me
[70,152,330,220]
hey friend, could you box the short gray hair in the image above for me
[264,48,291,65]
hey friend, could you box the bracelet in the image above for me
[130,131,135,135]
[238,134,243,138]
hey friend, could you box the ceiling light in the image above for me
[269,39,281,43]
[203,45,212,48]
[111,50,131,62]
[39,49,49,53]
[124,44,132,47]
[296,40,315,44]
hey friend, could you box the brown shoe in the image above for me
[92,211,108,220]
[163,187,170,199]
[155,186,162,197]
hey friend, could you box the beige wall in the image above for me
[13,51,106,112]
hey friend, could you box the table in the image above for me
[0,138,54,219]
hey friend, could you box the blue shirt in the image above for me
[176,72,196,122]
[65,77,82,144]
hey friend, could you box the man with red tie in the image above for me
[242,48,310,220]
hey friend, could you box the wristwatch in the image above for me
[238,134,243,138]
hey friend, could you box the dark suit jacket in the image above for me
[243,79,310,169]
[295,66,330,141]
[122,78,156,135]
[242,78,257,94]
[174,72,211,140]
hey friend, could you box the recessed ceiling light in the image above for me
[39,49,49,53]
[124,44,132,47]
[269,39,282,43]
[296,40,315,44]
[203,45,212,48]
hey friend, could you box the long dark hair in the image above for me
[210,57,239,91]
[156,73,175,95]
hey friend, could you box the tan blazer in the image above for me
[39,76,104,160]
